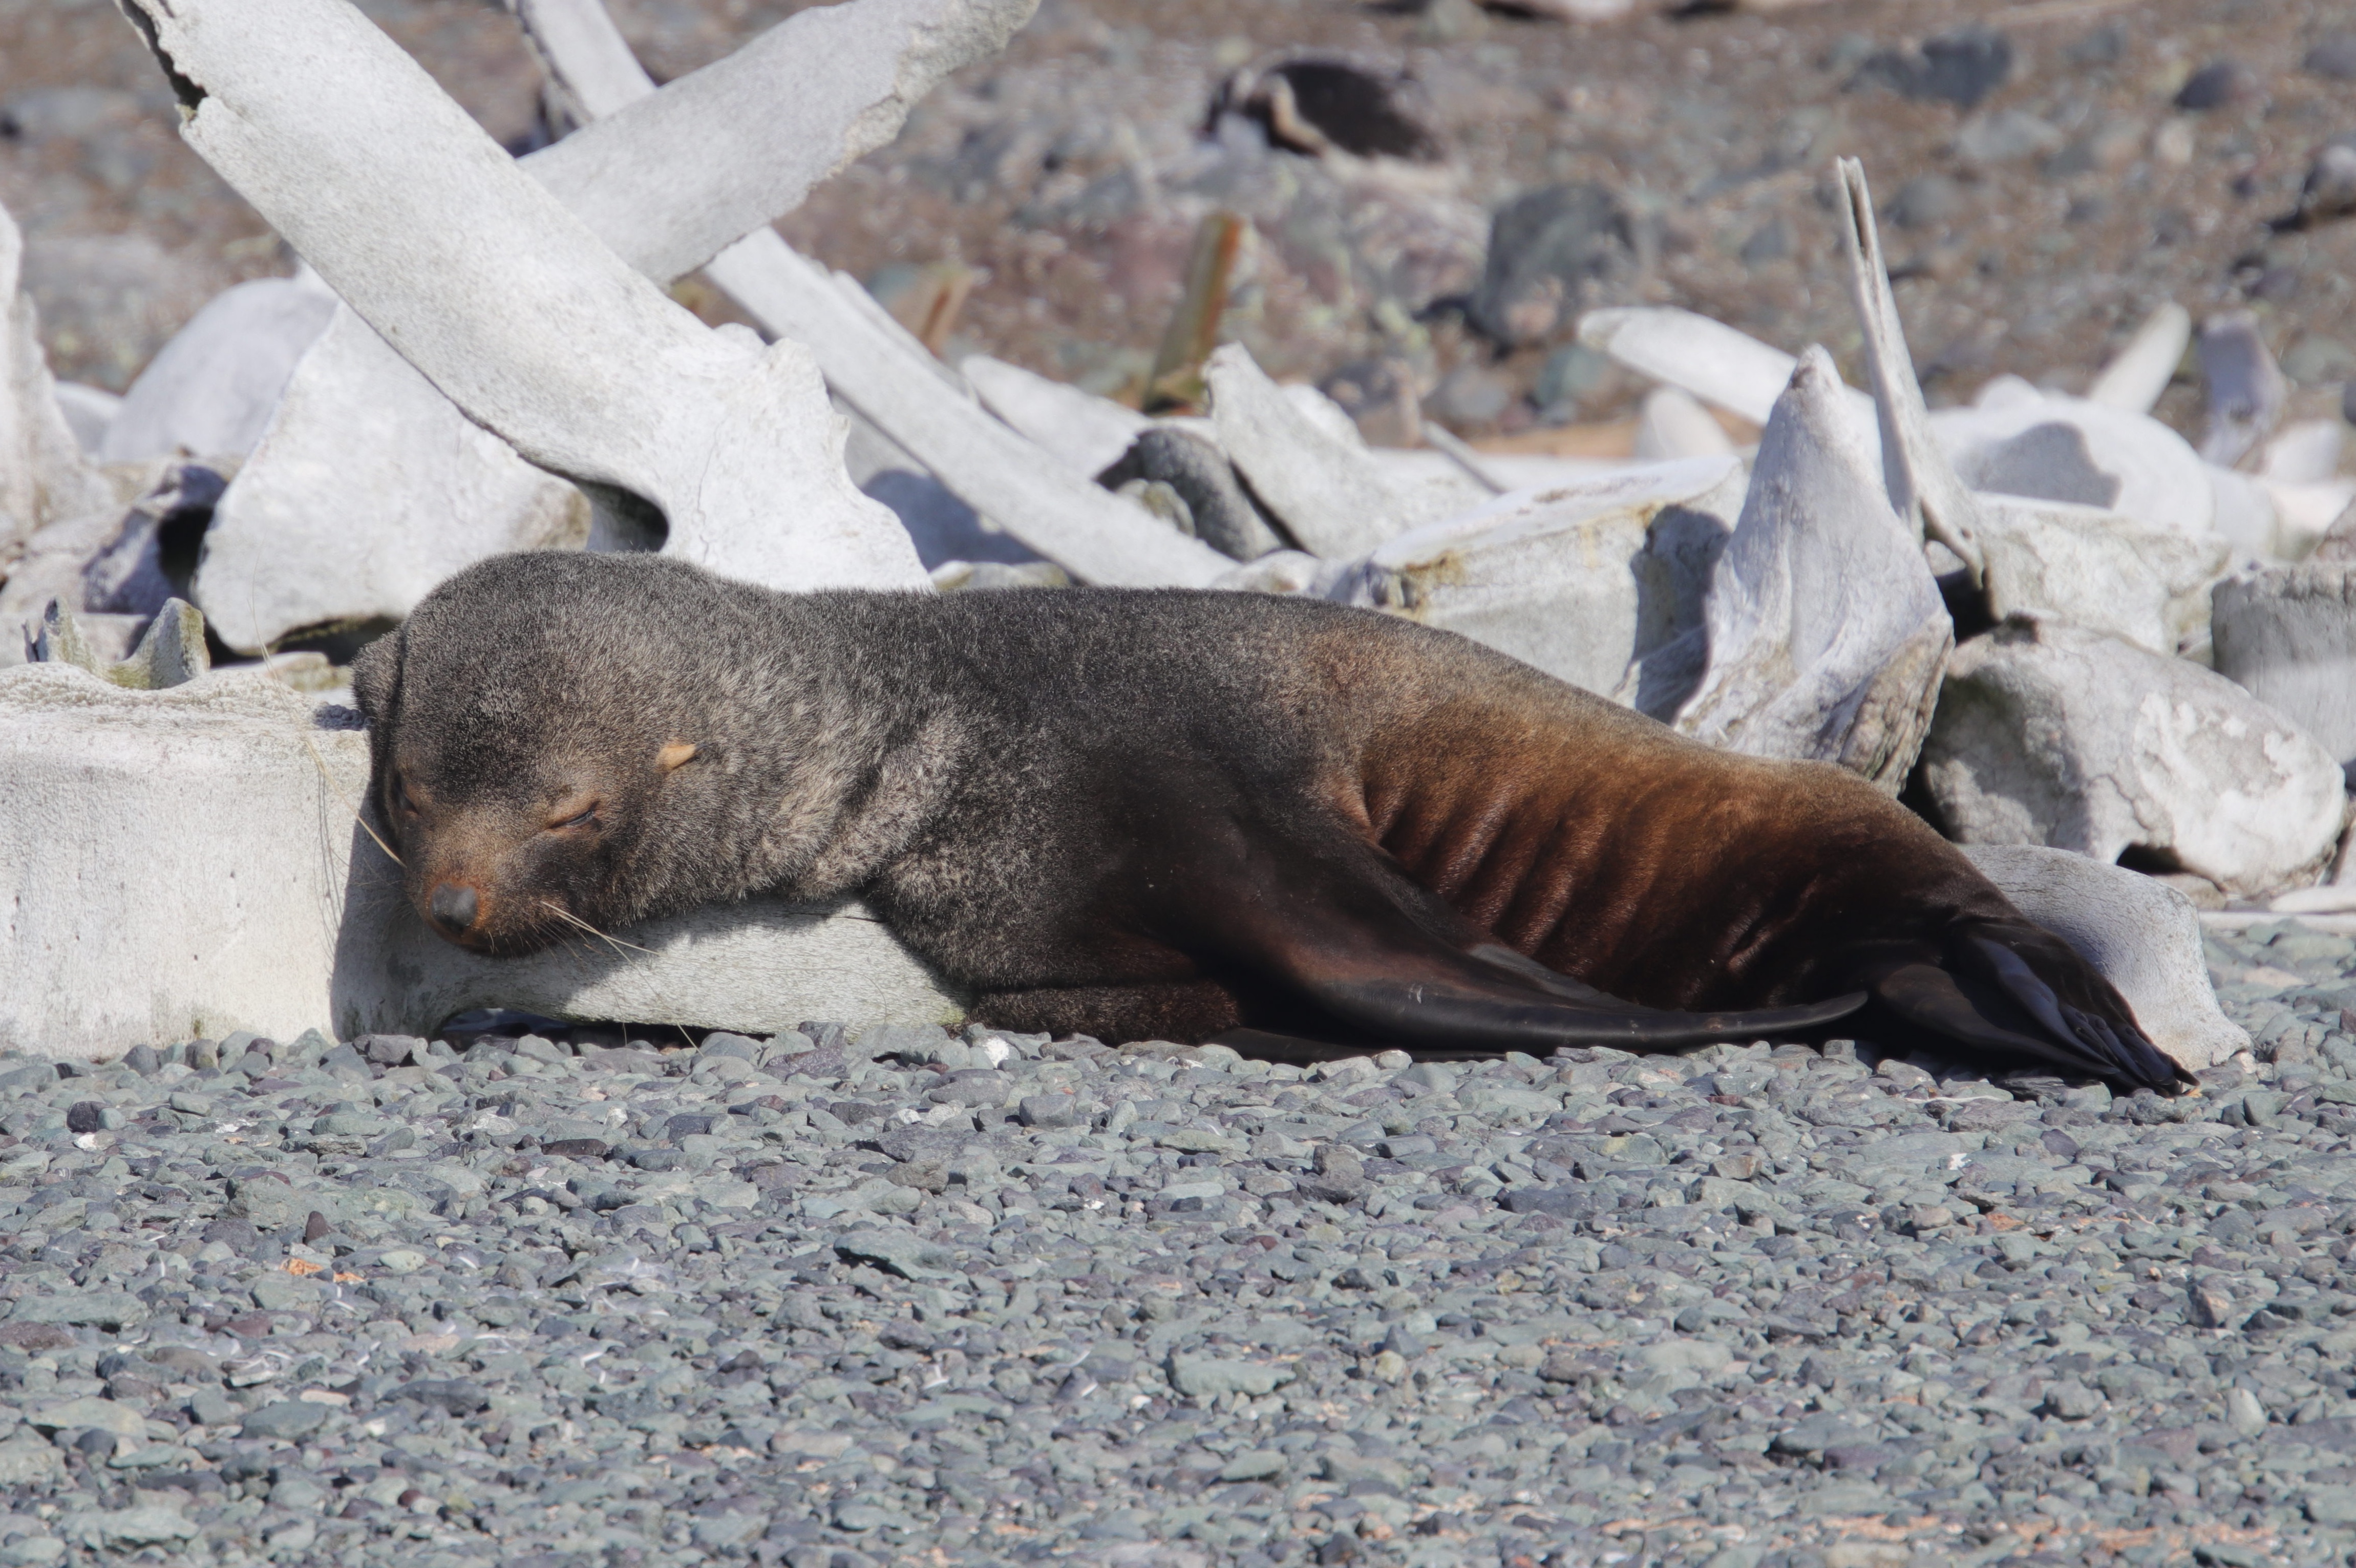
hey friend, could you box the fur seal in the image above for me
[352,552,2187,1089]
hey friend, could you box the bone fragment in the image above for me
[0,202,111,563]
[1205,343,1415,559]
[518,0,1230,588]
[1973,494,2228,656]
[1836,158,1985,581]
[1675,346,1952,793]
[1327,456,1746,701]
[519,0,1041,285]
[1922,621,2346,899]
[1962,843,2248,1071]
[98,272,337,464]
[1631,387,1734,463]
[1577,305,1875,433]
[2085,301,2190,414]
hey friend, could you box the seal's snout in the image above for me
[429,881,480,937]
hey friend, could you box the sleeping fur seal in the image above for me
[351,552,2188,1089]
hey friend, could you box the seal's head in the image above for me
[350,552,746,955]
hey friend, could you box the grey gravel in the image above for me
[0,934,2348,1565]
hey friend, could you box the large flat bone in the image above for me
[126,0,928,601]
[1921,620,2346,900]
[0,661,963,1057]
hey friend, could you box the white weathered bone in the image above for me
[962,355,1150,477]
[1674,346,1951,792]
[1205,343,1415,559]
[97,272,337,464]
[1930,376,2217,537]
[518,0,1038,285]
[189,0,1222,632]
[1630,387,1733,462]
[1921,620,2347,899]
[2213,564,2356,770]
[1577,305,1879,435]
[197,312,597,654]
[1975,494,2229,657]
[1961,843,2248,1072]
[126,0,928,601]
[0,203,112,563]
[704,236,1230,585]
[2084,301,2191,415]
[1837,158,1984,581]
[0,661,964,1058]
[521,0,1227,587]
[1325,456,1746,700]
[50,383,121,455]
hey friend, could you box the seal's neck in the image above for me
[732,599,966,900]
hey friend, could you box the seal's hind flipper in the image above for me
[1201,838,1865,1052]
[1869,919,2189,1091]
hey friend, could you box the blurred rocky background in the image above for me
[9,0,2356,449]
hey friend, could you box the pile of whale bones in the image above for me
[0,0,2345,1079]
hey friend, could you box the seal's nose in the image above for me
[429,882,479,934]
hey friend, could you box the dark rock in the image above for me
[1096,428,1288,562]
[1467,183,1632,347]
[122,1045,160,1076]
[65,1101,103,1134]
[2307,36,2356,83]
[1854,28,2014,110]
[541,1138,611,1159]
[1889,174,1966,230]
[1500,1186,1591,1217]
[356,1034,423,1068]
[664,1114,717,1140]
[390,1379,489,1416]
[2177,60,2259,112]
[1296,1145,1367,1205]
[240,1400,329,1441]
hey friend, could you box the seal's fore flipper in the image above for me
[1190,833,1864,1052]
[1866,918,2189,1090]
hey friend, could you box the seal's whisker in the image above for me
[539,901,651,959]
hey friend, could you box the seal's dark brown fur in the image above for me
[352,552,2185,1088]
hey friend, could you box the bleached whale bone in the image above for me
[0,659,964,1058]
[126,0,941,613]
[1674,346,1951,793]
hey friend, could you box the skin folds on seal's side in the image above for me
[352,552,2187,1090]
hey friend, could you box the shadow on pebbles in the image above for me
[0,939,2347,1567]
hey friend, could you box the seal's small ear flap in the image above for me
[350,630,401,725]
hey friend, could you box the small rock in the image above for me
[1854,27,2014,109]
[389,1379,488,1416]
[1295,1145,1367,1205]
[1468,183,1632,347]
[1169,1354,1296,1398]
[240,1399,329,1442]
[2306,35,2356,82]
[1888,174,1965,230]
[2176,60,2259,112]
